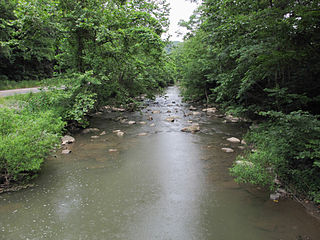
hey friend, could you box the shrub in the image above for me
[230,111,320,202]
[0,108,65,185]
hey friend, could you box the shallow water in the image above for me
[1,86,320,240]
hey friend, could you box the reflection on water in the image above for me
[0,86,319,240]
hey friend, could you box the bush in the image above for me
[230,111,320,202]
[0,107,65,185]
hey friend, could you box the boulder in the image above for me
[109,149,118,153]
[139,121,147,125]
[150,123,155,127]
[128,121,136,125]
[227,137,241,143]
[62,149,71,154]
[82,128,100,134]
[193,111,201,116]
[100,131,106,136]
[189,106,197,111]
[181,124,200,133]
[91,135,99,139]
[147,116,153,121]
[241,139,246,145]
[221,147,234,153]
[61,135,75,145]
[152,110,160,114]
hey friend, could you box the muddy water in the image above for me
[1,86,320,240]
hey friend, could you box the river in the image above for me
[1,86,319,240]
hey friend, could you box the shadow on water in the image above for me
[0,86,320,240]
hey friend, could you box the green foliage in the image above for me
[0,107,65,184]
[174,0,320,115]
[230,111,320,202]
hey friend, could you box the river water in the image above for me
[1,86,320,240]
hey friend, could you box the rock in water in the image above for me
[189,106,197,111]
[82,128,100,134]
[227,137,241,143]
[100,131,106,136]
[116,131,124,137]
[270,193,281,202]
[181,124,200,133]
[221,147,234,153]
[166,117,175,122]
[61,135,75,145]
[91,135,99,139]
[109,149,118,153]
[62,149,71,154]
[128,121,136,125]
[138,133,148,136]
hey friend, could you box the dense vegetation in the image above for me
[172,0,320,202]
[0,0,174,187]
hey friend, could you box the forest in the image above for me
[1,0,320,204]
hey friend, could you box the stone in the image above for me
[193,111,201,116]
[152,110,160,114]
[111,107,125,112]
[241,139,246,145]
[238,146,245,150]
[202,107,217,113]
[270,193,281,202]
[116,131,124,137]
[62,149,71,154]
[91,135,100,139]
[147,116,153,121]
[189,106,197,111]
[166,117,175,122]
[181,124,200,133]
[128,121,136,125]
[100,131,106,136]
[109,149,118,153]
[82,128,100,134]
[113,130,121,133]
[227,137,241,143]
[235,160,253,167]
[221,147,234,153]
[225,115,240,123]
[276,188,288,197]
[139,121,147,125]
[61,135,75,145]
[138,132,148,136]
[150,123,155,127]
